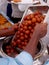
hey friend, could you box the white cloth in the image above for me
[0,51,33,65]
[47,0,49,6]
[12,3,24,18]
[21,0,33,3]
[0,0,7,14]
[15,51,33,65]
[44,59,49,65]
[18,0,41,12]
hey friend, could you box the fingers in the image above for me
[43,23,48,30]
[41,23,48,30]
[41,22,48,26]
[36,22,48,27]
[43,22,48,25]
[35,22,48,31]
[39,22,48,29]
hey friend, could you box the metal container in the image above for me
[21,5,49,22]
[0,11,14,40]
[34,40,45,60]
[0,36,45,59]
[0,36,13,58]
[0,11,14,25]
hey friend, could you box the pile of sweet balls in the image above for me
[4,11,45,56]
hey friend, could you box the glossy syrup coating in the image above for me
[11,10,45,50]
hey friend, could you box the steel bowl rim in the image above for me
[0,39,44,59]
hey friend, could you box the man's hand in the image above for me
[12,22,20,31]
[34,23,48,38]
[24,23,48,57]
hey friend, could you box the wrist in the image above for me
[33,30,40,40]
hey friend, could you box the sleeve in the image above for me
[0,58,9,65]
[15,51,33,65]
[44,59,49,65]
[0,57,18,65]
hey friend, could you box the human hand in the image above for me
[12,22,20,31]
[34,23,48,38]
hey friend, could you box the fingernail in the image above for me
[42,22,48,25]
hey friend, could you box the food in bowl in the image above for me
[0,14,12,30]
[2,39,42,57]
[1,36,18,57]
[0,14,7,25]
[2,44,18,57]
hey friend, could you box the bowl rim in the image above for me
[34,40,45,60]
[0,39,45,59]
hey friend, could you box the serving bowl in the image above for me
[0,36,44,59]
